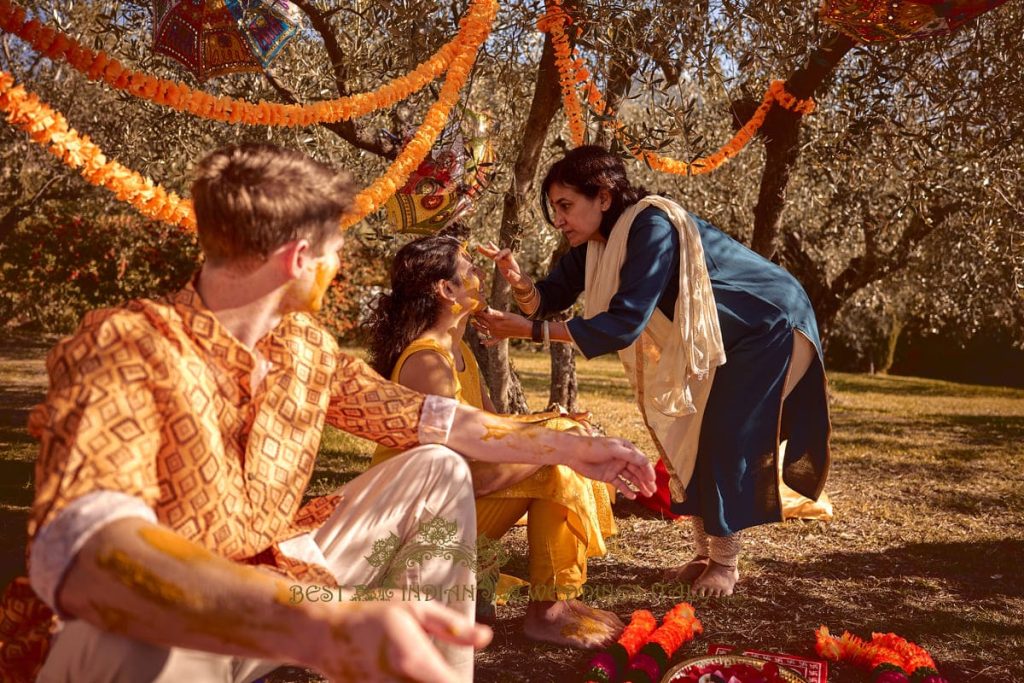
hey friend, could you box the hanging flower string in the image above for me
[581,610,658,683]
[0,1,496,231]
[0,70,196,230]
[538,0,815,175]
[0,0,491,127]
[815,626,948,683]
[536,0,587,146]
[340,0,497,229]
[625,603,703,683]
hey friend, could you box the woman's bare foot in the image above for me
[661,555,710,585]
[691,560,739,597]
[522,599,624,649]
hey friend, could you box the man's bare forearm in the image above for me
[446,405,656,499]
[469,461,543,497]
[447,407,563,465]
[57,517,335,667]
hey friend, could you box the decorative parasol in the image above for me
[820,0,1010,42]
[153,0,300,81]
[384,107,498,235]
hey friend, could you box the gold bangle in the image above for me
[513,288,537,307]
[512,281,535,298]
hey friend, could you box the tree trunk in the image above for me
[476,33,563,413]
[878,313,905,375]
[548,343,578,411]
[782,200,960,347]
[546,237,578,411]
[750,33,855,259]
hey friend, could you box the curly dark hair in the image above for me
[365,235,464,377]
[540,145,652,239]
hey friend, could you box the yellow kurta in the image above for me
[371,338,616,598]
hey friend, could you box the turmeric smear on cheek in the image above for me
[308,260,339,312]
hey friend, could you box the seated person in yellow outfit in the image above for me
[366,234,622,649]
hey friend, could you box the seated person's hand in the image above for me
[565,436,656,500]
[317,601,491,682]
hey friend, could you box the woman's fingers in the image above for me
[475,243,515,267]
[475,243,499,259]
[476,242,511,262]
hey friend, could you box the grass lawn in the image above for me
[1,337,1022,681]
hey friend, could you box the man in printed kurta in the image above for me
[0,144,656,683]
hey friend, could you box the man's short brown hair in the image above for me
[192,144,356,264]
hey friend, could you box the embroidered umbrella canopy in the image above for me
[385,108,498,235]
[153,0,300,81]
[820,0,1010,42]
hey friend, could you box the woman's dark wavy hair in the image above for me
[540,145,651,239]
[365,234,463,377]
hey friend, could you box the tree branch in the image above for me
[750,32,856,259]
[286,0,399,158]
[0,175,64,245]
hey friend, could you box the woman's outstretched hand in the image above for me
[472,307,531,346]
[476,242,524,288]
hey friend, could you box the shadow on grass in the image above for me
[758,539,1024,599]
[830,373,1024,399]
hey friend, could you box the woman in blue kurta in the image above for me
[475,146,830,597]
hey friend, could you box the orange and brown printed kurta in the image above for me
[0,284,428,681]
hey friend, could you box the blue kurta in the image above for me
[533,206,831,536]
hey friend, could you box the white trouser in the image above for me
[37,445,478,682]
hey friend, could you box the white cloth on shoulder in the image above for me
[583,196,726,499]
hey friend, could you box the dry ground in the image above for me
[1,336,1022,682]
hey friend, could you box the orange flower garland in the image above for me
[0,70,195,230]
[626,602,704,682]
[538,2,816,175]
[0,1,497,232]
[0,0,491,127]
[538,0,588,146]
[339,0,498,229]
[582,609,658,682]
[815,626,946,682]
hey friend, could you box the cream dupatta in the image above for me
[582,196,726,501]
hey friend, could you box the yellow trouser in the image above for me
[476,495,586,602]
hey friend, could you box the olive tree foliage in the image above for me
[1,0,1021,382]
[548,0,1024,369]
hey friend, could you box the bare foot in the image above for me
[691,560,739,597]
[661,555,710,585]
[522,599,624,649]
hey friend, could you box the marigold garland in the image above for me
[0,0,491,127]
[624,603,703,683]
[581,610,658,682]
[815,626,947,683]
[537,0,587,146]
[0,70,195,230]
[538,0,816,175]
[340,0,497,229]
[0,0,497,232]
